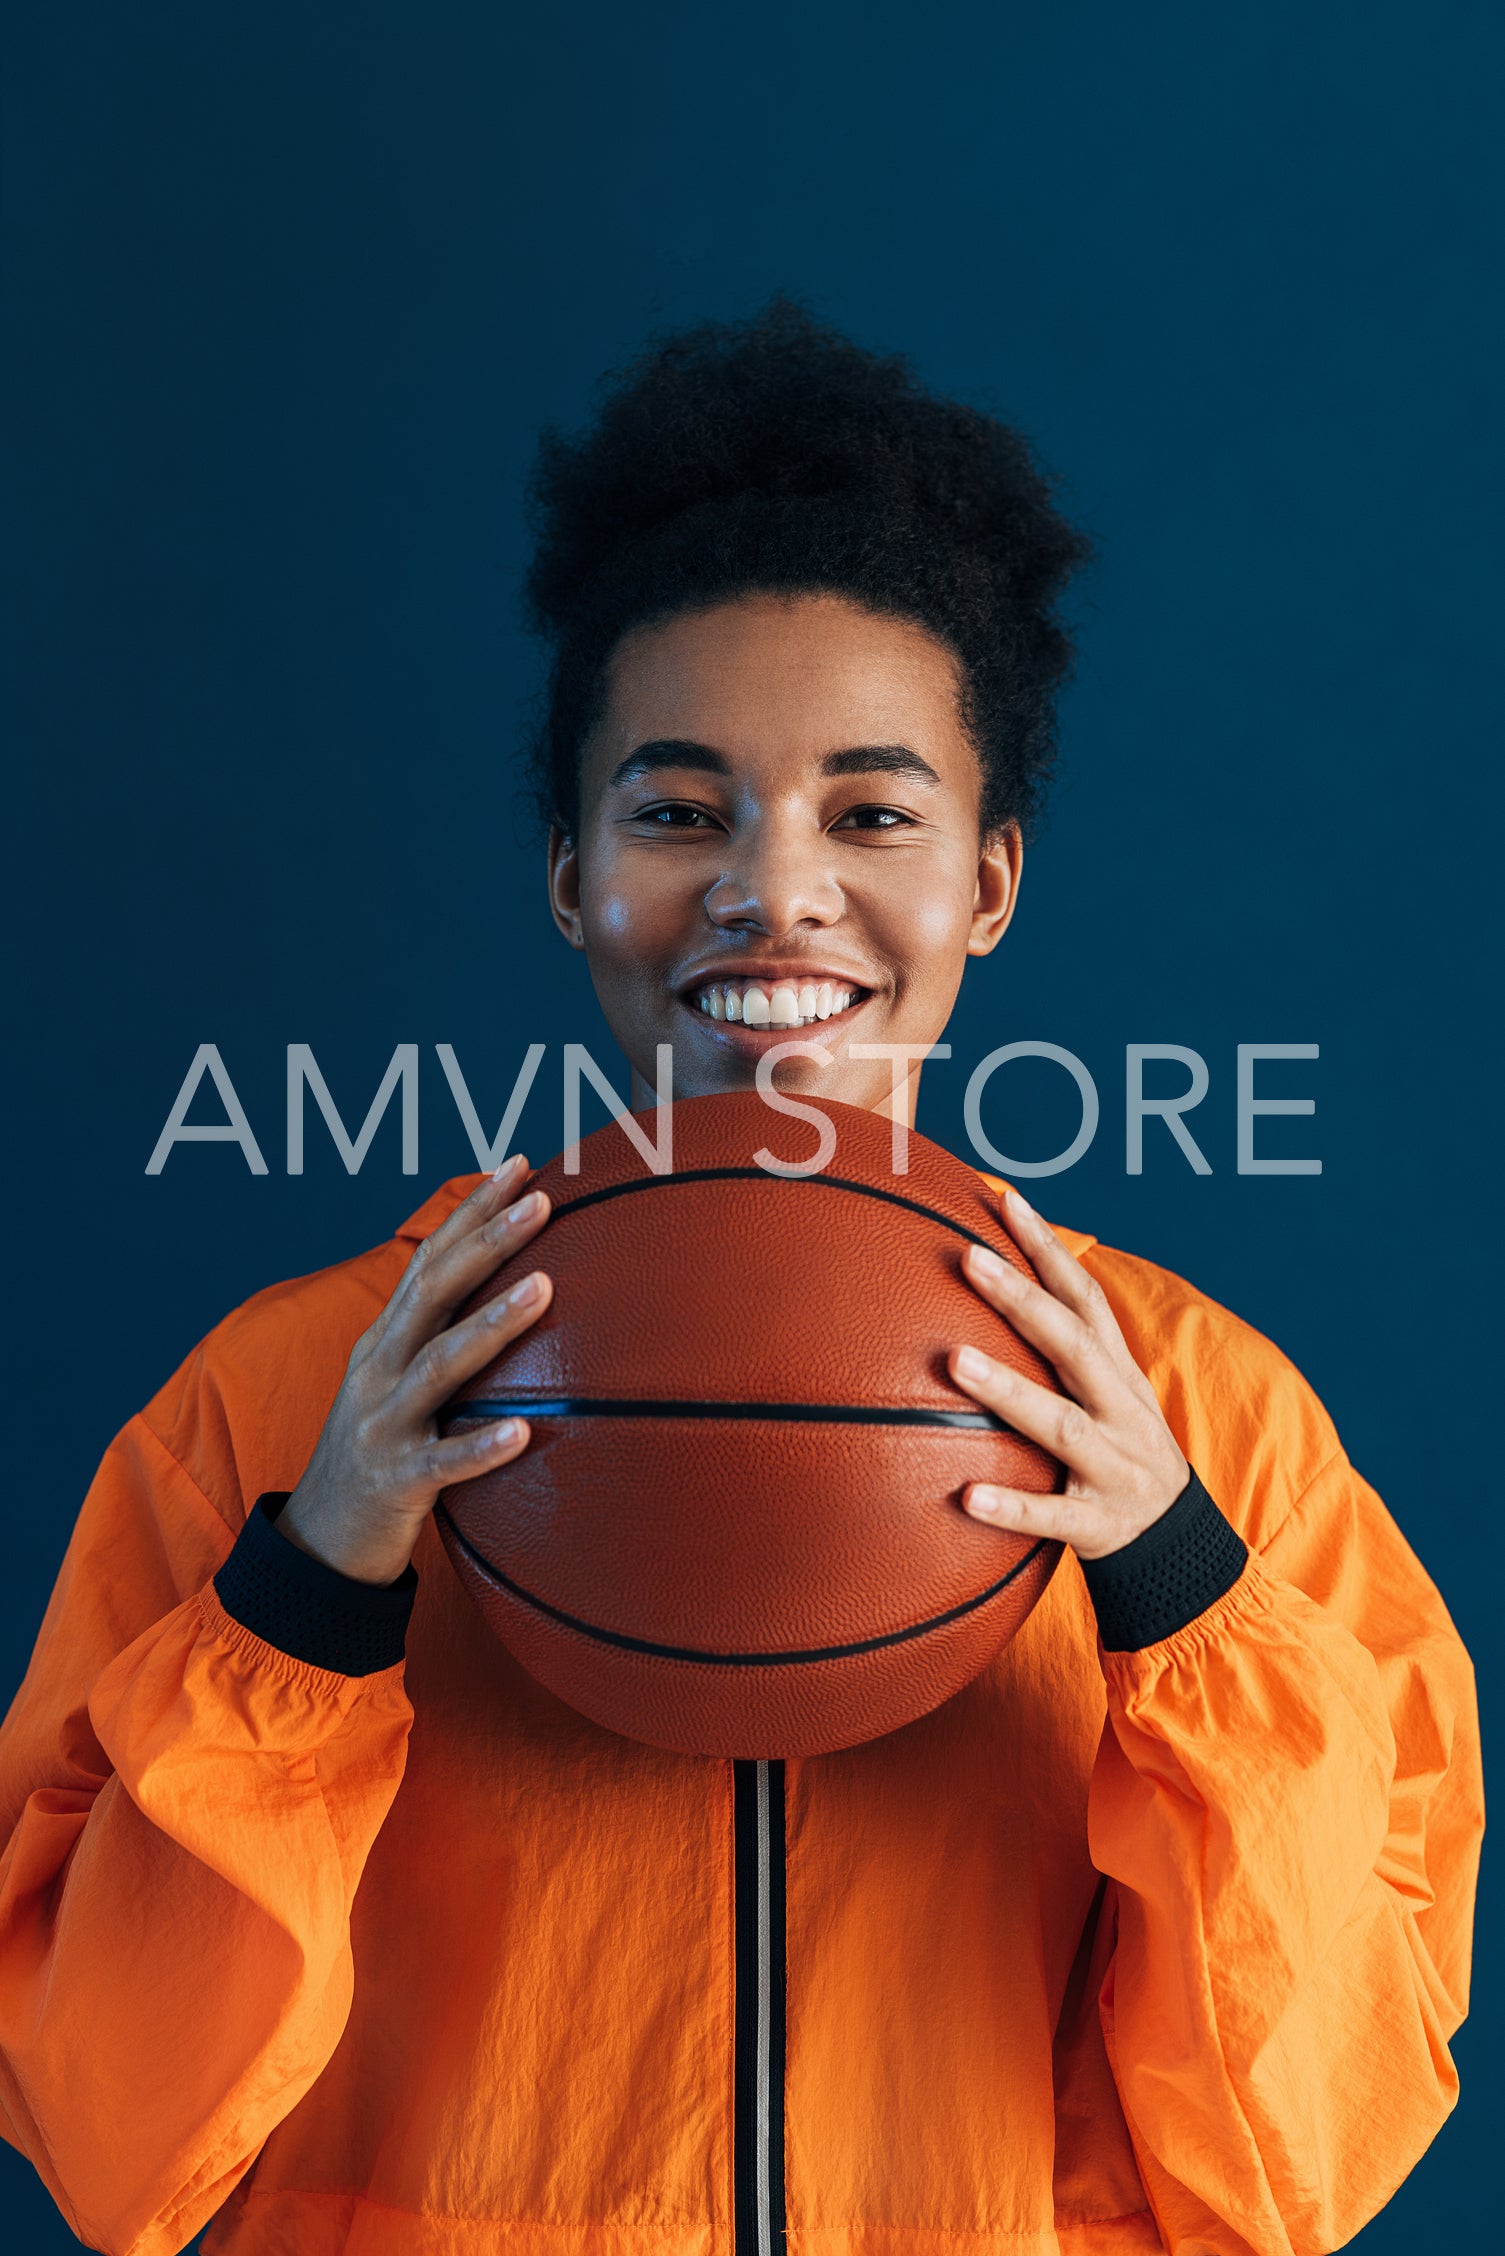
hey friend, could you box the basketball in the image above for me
[437,1092,1064,1758]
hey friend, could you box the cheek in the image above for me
[579,860,680,973]
[909,888,969,951]
[874,859,976,976]
[575,837,642,949]
[595,889,635,941]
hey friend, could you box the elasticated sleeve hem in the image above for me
[1080,1467,1247,1652]
[214,1493,416,1675]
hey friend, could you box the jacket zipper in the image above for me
[733,1758,786,2256]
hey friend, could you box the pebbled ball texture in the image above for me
[437,1092,1064,1758]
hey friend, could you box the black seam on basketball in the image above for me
[546,1167,1002,1251]
[445,1397,1007,1431]
[436,1505,1051,1666]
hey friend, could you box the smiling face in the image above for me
[548,592,1022,1122]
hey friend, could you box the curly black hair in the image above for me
[523,298,1089,839]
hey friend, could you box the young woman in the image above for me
[0,303,1480,2256]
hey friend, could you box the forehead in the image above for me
[592,592,970,766]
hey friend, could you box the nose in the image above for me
[703,808,844,935]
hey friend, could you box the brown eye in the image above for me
[834,805,912,831]
[638,802,720,828]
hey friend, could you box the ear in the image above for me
[548,826,587,950]
[967,822,1023,956]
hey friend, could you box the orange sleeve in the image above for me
[0,1413,413,2256]
[1087,1448,1482,2255]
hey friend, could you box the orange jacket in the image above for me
[0,1174,1482,2256]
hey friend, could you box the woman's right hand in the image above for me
[278,1154,553,1584]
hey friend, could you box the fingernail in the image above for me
[955,1345,990,1382]
[1006,1187,1036,1220]
[968,1244,1007,1282]
[491,1418,523,1446]
[506,1270,544,1306]
[505,1191,544,1225]
[490,1153,526,1184]
[965,1486,1007,1521]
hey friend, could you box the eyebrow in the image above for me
[608,738,941,787]
[821,744,941,784]
[608,740,731,787]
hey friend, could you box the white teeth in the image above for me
[692,977,863,1025]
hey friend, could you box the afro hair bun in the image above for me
[524,296,1089,837]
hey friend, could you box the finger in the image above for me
[950,1345,1114,1481]
[998,1188,1121,1335]
[997,1189,1138,1376]
[960,1242,1116,1410]
[404,1413,532,1499]
[418,1154,534,1258]
[362,1158,529,1351]
[396,1268,555,1419]
[380,1186,552,1366]
[960,1481,1102,1552]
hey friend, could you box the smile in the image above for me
[686,977,866,1028]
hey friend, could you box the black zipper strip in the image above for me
[733,1758,787,2256]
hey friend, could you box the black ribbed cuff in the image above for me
[1081,1468,1247,1653]
[214,1494,416,1675]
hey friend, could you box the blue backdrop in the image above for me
[6,3,1497,2246]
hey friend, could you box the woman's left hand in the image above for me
[949,1187,1190,1559]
